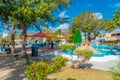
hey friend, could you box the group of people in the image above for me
[0,44,11,53]
[35,40,54,49]
[46,41,54,49]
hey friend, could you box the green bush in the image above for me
[60,44,68,50]
[69,45,76,50]
[74,50,85,55]
[51,56,68,72]
[111,62,120,80]
[25,55,30,63]
[74,50,93,58]
[85,50,93,58]
[60,44,76,51]
[26,56,68,80]
[26,61,50,80]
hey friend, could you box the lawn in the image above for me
[48,66,112,80]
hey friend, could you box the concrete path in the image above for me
[89,59,120,71]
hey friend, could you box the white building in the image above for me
[105,31,120,41]
[3,30,8,38]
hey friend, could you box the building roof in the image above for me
[27,32,56,38]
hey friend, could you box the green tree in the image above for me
[66,27,76,43]
[12,0,70,55]
[0,0,71,55]
[72,11,109,41]
[73,30,82,44]
[104,19,116,32]
[54,29,62,35]
[42,29,54,34]
[72,12,94,41]
[0,1,17,54]
[113,10,120,27]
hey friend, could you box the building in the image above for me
[105,31,120,41]
[3,30,8,38]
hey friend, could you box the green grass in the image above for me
[48,66,112,80]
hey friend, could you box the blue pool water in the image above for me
[92,45,120,57]
[60,45,120,57]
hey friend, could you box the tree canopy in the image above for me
[113,10,120,27]
[72,11,115,41]
[0,0,71,55]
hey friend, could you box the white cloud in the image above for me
[115,3,120,7]
[93,13,103,20]
[56,23,70,30]
[49,26,56,31]
[108,3,120,8]
[58,11,69,18]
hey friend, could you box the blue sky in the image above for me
[0,0,120,34]
[67,0,120,19]
[53,0,120,31]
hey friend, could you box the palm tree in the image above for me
[0,0,17,54]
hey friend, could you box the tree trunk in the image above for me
[21,22,27,56]
[84,32,87,42]
[88,33,91,42]
[11,22,15,54]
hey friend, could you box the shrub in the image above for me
[74,50,85,55]
[26,61,50,80]
[60,44,76,51]
[26,56,68,80]
[69,45,76,50]
[25,55,30,63]
[111,62,120,80]
[51,56,69,72]
[74,50,93,61]
[60,44,68,51]
[85,50,93,58]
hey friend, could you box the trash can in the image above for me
[31,44,38,57]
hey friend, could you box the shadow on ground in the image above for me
[0,56,28,80]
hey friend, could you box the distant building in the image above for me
[3,30,8,38]
[105,31,120,41]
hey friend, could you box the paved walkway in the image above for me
[89,59,120,71]
[14,44,60,54]
[0,47,59,80]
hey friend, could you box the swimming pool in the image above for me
[93,45,120,57]
[58,45,120,57]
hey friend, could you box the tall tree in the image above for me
[72,11,108,41]
[66,27,76,42]
[54,29,62,35]
[0,0,17,54]
[72,12,94,41]
[113,10,120,27]
[11,0,71,55]
[73,30,82,44]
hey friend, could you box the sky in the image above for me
[54,0,120,31]
[67,0,120,19]
[0,0,120,34]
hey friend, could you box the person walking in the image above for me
[6,45,11,53]
[51,41,54,49]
